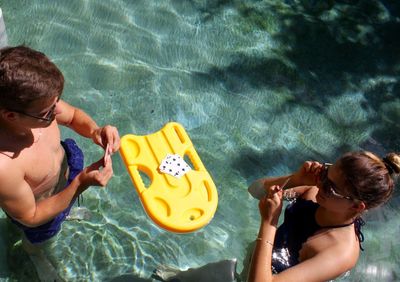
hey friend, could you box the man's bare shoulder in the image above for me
[0,153,37,223]
[0,152,17,174]
[0,153,25,198]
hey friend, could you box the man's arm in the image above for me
[0,158,112,227]
[0,175,82,227]
[56,99,99,138]
[55,100,120,152]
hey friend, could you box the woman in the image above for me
[248,151,400,282]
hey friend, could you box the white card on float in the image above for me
[159,154,191,178]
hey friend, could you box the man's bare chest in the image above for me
[21,138,64,187]
[14,124,65,192]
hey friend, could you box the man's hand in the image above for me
[91,125,120,153]
[77,158,113,189]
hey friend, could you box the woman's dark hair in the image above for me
[338,151,400,209]
[0,45,64,111]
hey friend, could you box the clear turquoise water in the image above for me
[0,0,399,281]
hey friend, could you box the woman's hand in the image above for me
[292,161,323,186]
[91,125,120,153]
[259,184,283,227]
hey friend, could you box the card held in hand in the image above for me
[159,154,192,178]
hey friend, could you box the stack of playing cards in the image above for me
[248,177,291,200]
[159,154,192,178]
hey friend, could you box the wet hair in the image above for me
[338,151,400,209]
[0,45,64,111]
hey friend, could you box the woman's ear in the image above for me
[0,109,18,121]
[351,200,366,213]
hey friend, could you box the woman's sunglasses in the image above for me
[320,163,354,201]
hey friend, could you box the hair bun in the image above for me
[383,153,400,175]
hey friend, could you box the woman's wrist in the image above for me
[255,237,274,247]
[261,215,279,227]
[258,221,277,240]
[283,188,299,201]
[289,172,302,187]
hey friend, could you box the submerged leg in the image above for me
[153,259,238,282]
[22,237,65,282]
[66,206,92,221]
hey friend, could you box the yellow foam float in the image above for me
[119,122,218,233]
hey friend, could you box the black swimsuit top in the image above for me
[271,198,365,273]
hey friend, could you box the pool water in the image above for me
[0,0,399,281]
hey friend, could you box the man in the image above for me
[0,45,120,249]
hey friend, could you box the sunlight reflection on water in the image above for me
[0,0,399,281]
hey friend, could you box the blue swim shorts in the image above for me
[11,138,84,244]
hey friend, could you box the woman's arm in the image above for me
[248,222,276,281]
[248,185,283,282]
[249,161,324,199]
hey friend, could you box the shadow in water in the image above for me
[109,274,152,282]
[0,218,10,279]
[194,0,400,153]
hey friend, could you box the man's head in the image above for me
[0,45,64,112]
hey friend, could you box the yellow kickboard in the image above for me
[119,122,218,233]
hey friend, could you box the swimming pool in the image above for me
[0,0,399,281]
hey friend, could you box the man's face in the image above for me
[12,95,61,127]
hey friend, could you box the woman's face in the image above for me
[316,162,357,211]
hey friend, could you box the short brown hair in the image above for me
[0,45,64,111]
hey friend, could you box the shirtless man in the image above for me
[0,46,120,249]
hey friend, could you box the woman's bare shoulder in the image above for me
[303,226,360,267]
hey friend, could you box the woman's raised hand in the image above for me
[292,161,323,186]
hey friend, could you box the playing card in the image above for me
[248,177,291,200]
[104,143,110,166]
[159,154,192,178]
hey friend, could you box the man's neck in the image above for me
[0,118,36,154]
[0,118,31,136]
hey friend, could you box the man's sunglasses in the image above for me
[9,97,60,122]
[320,163,354,201]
